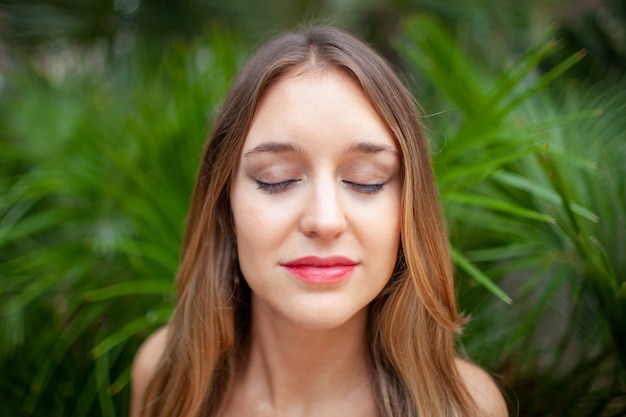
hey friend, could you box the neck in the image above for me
[229,300,377,416]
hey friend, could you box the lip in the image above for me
[281,256,358,284]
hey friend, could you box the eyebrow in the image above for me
[243,141,397,157]
[243,141,304,157]
[344,142,398,155]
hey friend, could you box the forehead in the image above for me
[243,67,398,153]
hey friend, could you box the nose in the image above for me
[299,181,347,239]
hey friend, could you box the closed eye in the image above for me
[256,179,300,194]
[343,181,384,194]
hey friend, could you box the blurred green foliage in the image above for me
[1,1,625,416]
[1,28,242,415]
[398,16,626,414]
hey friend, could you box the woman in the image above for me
[131,26,508,417]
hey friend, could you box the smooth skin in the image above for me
[230,67,402,333]
[131,68,508,417]
[131,328,509,416]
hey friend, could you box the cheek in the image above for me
[367,192,401,273]
[232,204,268,287]
[232,197,261,256]
[230,187,288,267]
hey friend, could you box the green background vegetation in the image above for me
[1,0,625,415]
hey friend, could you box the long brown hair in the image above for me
[140,26,476,417]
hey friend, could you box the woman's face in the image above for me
[229,68,401,330]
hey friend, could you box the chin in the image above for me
[285,304,369,332]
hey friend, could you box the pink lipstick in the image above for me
[281,256,357,284]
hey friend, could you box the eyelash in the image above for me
[343,181,385,194]
[255,179,385,195]
[256,179,300,194]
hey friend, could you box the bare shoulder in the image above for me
[130,326,169,417]
[455,358,508,417]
